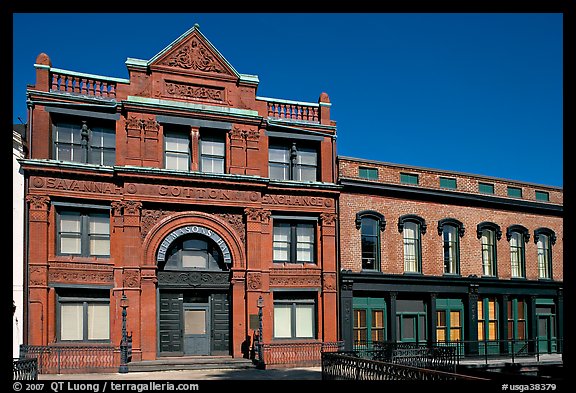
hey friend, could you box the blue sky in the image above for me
[12,13,563,187]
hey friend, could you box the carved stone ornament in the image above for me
[246,129,261,141]
[126,116,143,130]
[216,213,245,245]
[163,38,225,74]
[123,201,142,216]
[229,126,247,140]
[26,195,50,210]
[49,269,114,284]
[320,213,337,226]
[124,270,140,288]
[247,272,262,290]
[143,118,160,132]
[158,271,230,288]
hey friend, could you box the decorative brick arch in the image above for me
[142,211,245,269]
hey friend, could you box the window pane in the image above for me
[269,164,290,180]
[61,236,81,254]
[166,152,190,171]
[269,146,290,163]
[372,310,384,328]
[61,303,83,340]
[165,134,189,152]
[61,214,81,232]
[296,245,314,262]
[535,191,549,201]
[488,300,497,319]
[201,157,225,174]
[450,328,461,341]
[295,304,314,338]
[297,148,317,165]
[439,177,457,189]
[201,137,225,156]
[88,303,110,340]
[297,225,314,242]
[273,223,291,261]
[478,321,485,341]
[450,311,461,327]
[296,166,317,182]
[184,310,206,334]
[90,215,109,235]
[437,311,446,327]
[355,310,366,328]
[90,237,110,256]
[182,251,208,268]
[402,316,415,339]
[488,322,498,340]
[274,305,292,338]
[437,328,446,342]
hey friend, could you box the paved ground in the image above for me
[38,367,323,380]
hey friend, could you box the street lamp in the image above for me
[257,295,264,369]
[119,293,129,374]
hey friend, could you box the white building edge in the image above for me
[13,125,26,358]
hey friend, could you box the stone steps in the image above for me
[128,356,255,372]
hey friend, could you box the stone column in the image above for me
[465,284,479,355]
[320,213,338,343]
[26,195,50,345]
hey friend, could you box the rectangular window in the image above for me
[508,299,527,342]
[400,173,419,185]
[535,191,550,201]
[58,291,110,342]
[479,182,495,194]
[439,177,457,189]
[478,298,498,341]
[507,186,522,198]
[510,232,525,278]
[57,209,110,257]
[481,229,496,276]
[353,310,367,343]
[269,141,318,182]
[53,118,115,166]
[537,235,551,279]
[361,217,380,271]
[165,129,190,171]
[273,221,316,264]
[443,226,459,274]
[403,222,421,273]
[359,167,378,180]
[273,297,316,339]
[200,132,225,174]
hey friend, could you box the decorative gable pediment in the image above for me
[149,24,239,80]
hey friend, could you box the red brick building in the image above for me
[21,25,340,369]
[338,157,563,356]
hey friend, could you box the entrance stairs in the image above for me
[128,356,256,372]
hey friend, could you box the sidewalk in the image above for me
[38,367,323,380]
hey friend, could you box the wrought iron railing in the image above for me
[20,345,118,374]
[321,352,488,381]
[261,341,343,367]
[13,358,38,380]
[353,338,563,366]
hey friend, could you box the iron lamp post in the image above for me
[119,293,129,374]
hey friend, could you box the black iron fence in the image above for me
[321,352,488,381]
[13,358,38,380]
[20,345,117,374]
[353,338,562,365]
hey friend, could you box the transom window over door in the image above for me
[162,235,228,271]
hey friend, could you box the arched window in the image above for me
[506,225,529,278]
[438,218,465,275]
[398,215,427,273]
[356,211,386,271]
[534,227,556,279]
[161,235,228,271]
[477,222,502,277]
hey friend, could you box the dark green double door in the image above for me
[159,291,230,356]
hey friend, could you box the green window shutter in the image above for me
[535,191,550,201]
[478,182,494,194]
[439,177,457,189]
[507,187,522,198]
[359,167,378,180]
[400,173,419,185]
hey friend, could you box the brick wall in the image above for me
[339,159,563,282]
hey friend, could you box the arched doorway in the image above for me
[156,225,231,356]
